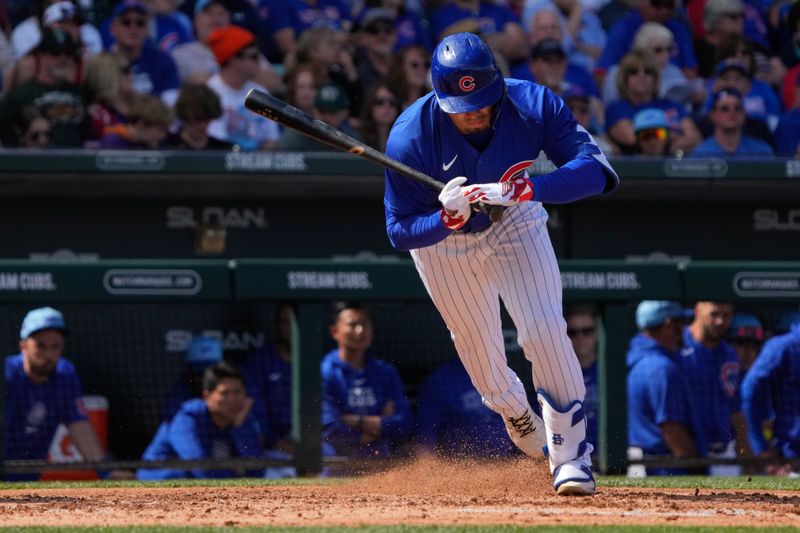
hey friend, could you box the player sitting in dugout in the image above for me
[138,362,263,480]
[321,301,414,461]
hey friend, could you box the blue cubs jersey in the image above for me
[138,398,263,480]
[417,358,519,458]
[626,334,705,458]
[679,327,742,448]
[383,79,618,251]
[5,354,88,461]
[741,324,800,458]
[242,344,293,448]
[320,349,413,458]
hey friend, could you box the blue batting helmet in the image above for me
[431,32,504,114]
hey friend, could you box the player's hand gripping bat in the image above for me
[243,89,504,223]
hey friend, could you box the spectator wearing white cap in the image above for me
[4,307,105,479]
[10,0,102,60]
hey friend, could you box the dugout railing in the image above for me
[2,259,799,478]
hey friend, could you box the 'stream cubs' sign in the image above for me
[0,272,57,291]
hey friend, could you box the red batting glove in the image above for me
[438,176,471,230]
[463,177,534,207]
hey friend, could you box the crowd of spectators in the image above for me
[0,0,797,157]
[6,299,799,480]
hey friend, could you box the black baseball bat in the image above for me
[244,89,503,222]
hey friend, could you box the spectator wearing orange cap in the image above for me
[205,25,280,151]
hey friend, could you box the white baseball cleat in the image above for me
[553,456,596,496]
[504,409,546,458]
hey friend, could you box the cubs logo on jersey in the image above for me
[499,160,535,182]
[720,360,741,398]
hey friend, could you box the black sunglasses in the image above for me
[366,23,394,35]
[567,326,596,338]
[119,17,147,28]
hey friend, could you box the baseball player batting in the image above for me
[383,33,619,496]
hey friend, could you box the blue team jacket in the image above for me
[741,324,800,458]
[321,349,414,458]
[138,398,263,479]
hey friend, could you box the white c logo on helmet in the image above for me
[459,76,476,92]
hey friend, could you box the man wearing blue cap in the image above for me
[161,336,223,421]
[692,88,773,157]
[627,301,704,476]
[5,307,104,479]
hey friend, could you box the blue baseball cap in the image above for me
[633,108,668,133]
[710,87,744,109]
[20,307,67,339]
[714,59,748,78]
[636,300,690,329]
[111,0,147,20]
[727,313,764,341]
[186,336,223,369]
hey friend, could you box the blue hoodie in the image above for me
[627,333,705,461]
[321,349,414,458]
[741,323,800,458]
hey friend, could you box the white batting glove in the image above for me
[438,176,471,230]
[463,176,534,207]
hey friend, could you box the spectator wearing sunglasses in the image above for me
[726,314,764,373]
[0,28,86,147]
[692,0,746,79]
[511,38,600,99]
[606,50,701,154]
[14,105,51,149]
[596,0,697,84]
[101,0,192,54]
[692,88,773,156]
[358,82,399,153]
[602,22,694,106]
[386,44,430,110]
[354,8,398,97]
[565,304,600,449]
[206,25,280,150]
[632,107,670,155]
[10,0,102,60]
[702,59,781,131]
[106,0,181,107]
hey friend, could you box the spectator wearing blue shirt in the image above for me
[627,301,704,477]
[565,304,601,450]
[5,307,105,479]
[417,358,519,458]
[262,0,353,59]
[138,362,263,480]
[106,1,181,106]
[510,39,600,98]
[428,0,528,64]
[522,0,607,71]
[680,301,752,475]
[605,50,701,154]
[775,76,800,157]
[162,336,223,421]
[703,59,781,130]
[741,317,800,476]
[375,0,433,52]
[596,0,697,81]
[321,301,414,460]
[692,88,774,156]
[101,0,193,54]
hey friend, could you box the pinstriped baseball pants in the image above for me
[410,201,585,419]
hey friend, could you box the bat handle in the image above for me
[473,202,505,223]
